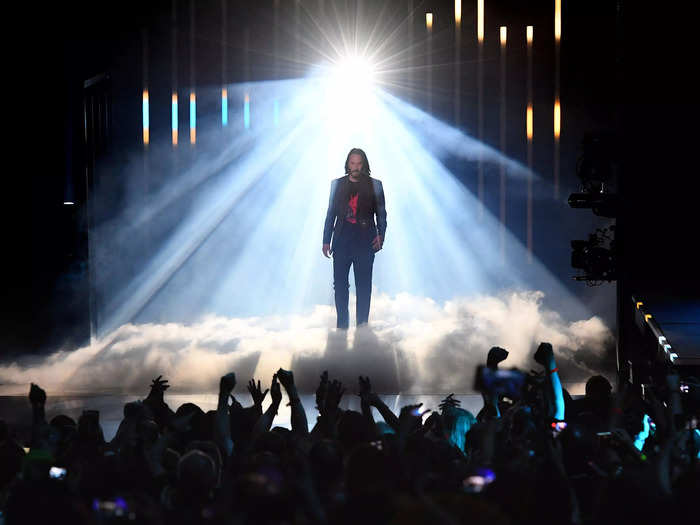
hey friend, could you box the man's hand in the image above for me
[322,243,331,258]
[29,383,46,405]
[247,379,268,408]
[372,235,383,252]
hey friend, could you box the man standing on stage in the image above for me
[322,148,387,329]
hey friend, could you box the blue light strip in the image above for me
[244,95,250,129]
[190,94,196,131]
[273,98,279,127]
[222,89,228,126]
[172,94,178,133]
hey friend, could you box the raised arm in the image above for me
[29,383,48,449]
[277,368,308,435]
[251,374,282,440]
[534,342,565,421]
[215,373,236,458]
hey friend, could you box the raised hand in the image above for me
[276,368,295,392]
[29,383,46,405]
[150,375,170,393]
[220,372,237,393]
[534,342,555,367]
[487,346,509,368]
[438,393,461,412]
[325,379,345,412]
[247,379,269,407]
[315,370,329,410]
[270,374,282,406]
[358,375,382,407]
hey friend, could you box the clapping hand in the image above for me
[270,374,282,406]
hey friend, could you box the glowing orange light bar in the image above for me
[555,0,561,42]
[527,25,533,45]
[645,314,652,322]
[477,0,484,43]
[527,104,533,141]
[500,26,507,47]
[426,12,433,31]
[554,97,561,140]
[636,301,644,310]
[455,0,462,26]
[142,90,149,145]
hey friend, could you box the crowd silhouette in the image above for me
[1,342,698,525]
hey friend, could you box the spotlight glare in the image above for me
[331,55,376,89]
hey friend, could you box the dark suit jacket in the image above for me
[323,175,387,252]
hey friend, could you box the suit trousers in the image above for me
[332,229,375,329]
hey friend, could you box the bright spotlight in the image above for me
[329,55,376,93]
[322,55,378,123]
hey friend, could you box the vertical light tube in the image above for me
[222,0,227,127]
[554,0,561,198]
[190,92,196,144]
[499,26,507,262]
[408,1,414,104]
[477,0,484,219]
[477,0,484,43]
[142,90,149,146]
[454,1,461,126]
[526,25,534,263]
[189,0,196,145]
[222,89,228,126]
[426,13,433,113]
[172,93,178,145]
[244,94,250,129]
[171,0,178,147]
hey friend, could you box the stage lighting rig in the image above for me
[569,133,618,284]
[568,132,618,218]
[571,226,617,284]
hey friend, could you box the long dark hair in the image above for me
[344,147,371,177]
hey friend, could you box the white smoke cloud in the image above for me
[0,291,614,396]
